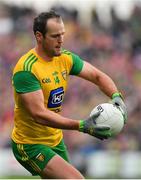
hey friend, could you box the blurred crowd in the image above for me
[0,1,141,164]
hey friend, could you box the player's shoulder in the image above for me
[13,49,37,73]
[60,49,80,62]
[61,49,82,59]
[61,49,78,57]
[58,49,73,65]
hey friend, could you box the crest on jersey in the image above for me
[36,153,45,162]
[61,70,67,80]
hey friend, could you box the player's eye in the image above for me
[51,34,61,38]
[50,32,65,39]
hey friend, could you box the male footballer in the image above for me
[11,11,127,179]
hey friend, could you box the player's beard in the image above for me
[54,49,61,56]
[42,42,61,57]
[48,48,61,57]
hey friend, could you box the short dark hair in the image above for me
[33,11,61,37]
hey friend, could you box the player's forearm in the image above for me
[79,62,119,98]
[96,72,119,98]
[33,108,80,130]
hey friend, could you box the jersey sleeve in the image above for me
[69,52,84,75]
[12,71,41,93]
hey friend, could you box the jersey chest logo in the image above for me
[48,87,64,108]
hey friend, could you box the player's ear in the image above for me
[35,31,43,42]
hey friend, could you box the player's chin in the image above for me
[54,49,61,56]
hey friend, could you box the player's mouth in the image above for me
[54,46,62,56]
[55,46,61,51]
[55,46,61,50]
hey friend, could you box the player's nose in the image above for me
[58,35,64,43]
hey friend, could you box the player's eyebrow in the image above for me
[50,32,65,37]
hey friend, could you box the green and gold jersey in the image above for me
[12,48,84,147]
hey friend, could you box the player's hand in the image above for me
[79,110,111,140]
[111,92,127,124]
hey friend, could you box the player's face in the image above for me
[42,18,65,57]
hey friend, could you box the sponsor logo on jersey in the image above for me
[42,78,51,83]
[48,87,64,108]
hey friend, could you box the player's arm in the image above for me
[19,90,111,140]
[78,61,127,123]
[12,71,79,130]
[19,89,79,130]
[78,61,119,98]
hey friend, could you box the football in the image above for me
[90,103,124,136]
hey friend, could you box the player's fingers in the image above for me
[94,133,110,140]
[95,125,110,131]
[95,130,111,138]
[93,134,104,140]
[101,132,111,138]
[91,110,101,118]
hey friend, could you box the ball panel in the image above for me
[109,113,124,136]
[90,103,124,136]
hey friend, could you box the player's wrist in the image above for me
[79,120,85,132]
[112,92,123,100]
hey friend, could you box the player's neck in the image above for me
[34,46,53,62]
